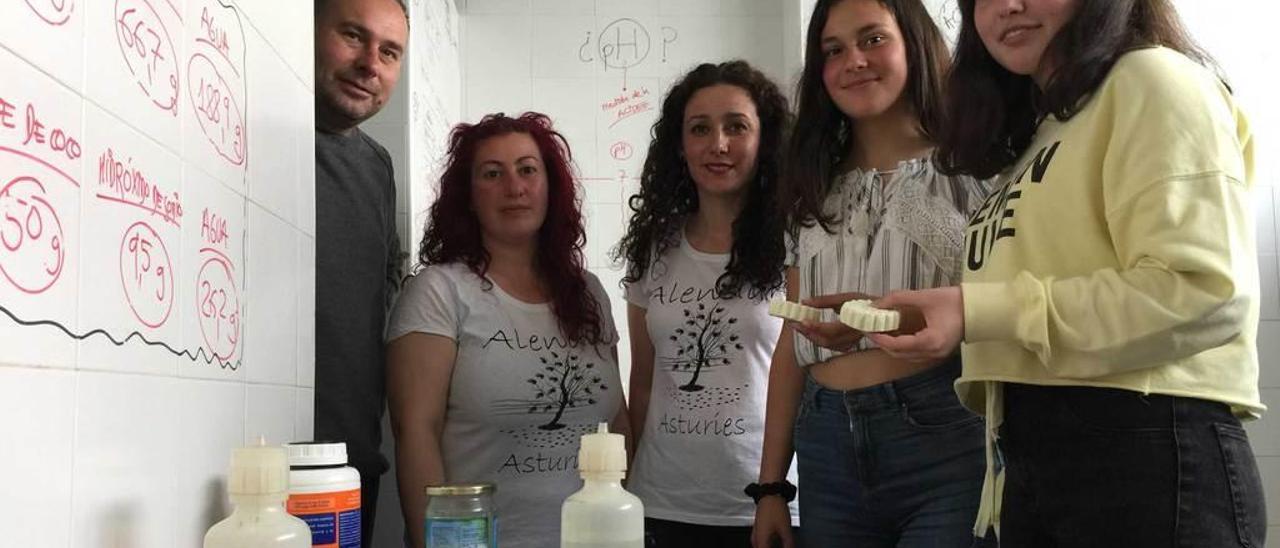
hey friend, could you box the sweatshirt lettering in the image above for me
[967,141,1061,271]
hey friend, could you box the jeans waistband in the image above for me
[803,355,961,413]
[1004,382,1236,423]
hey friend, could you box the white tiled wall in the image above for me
[176,379,245,547]
[0,2,315,547]
[71,372,181,547]
[246,383,300,447]
[245,203,301,386]
[1249,180,1280,544]
[0,367,77,547]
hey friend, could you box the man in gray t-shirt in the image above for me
[313,0,408,544]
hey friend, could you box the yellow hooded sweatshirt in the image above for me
[957,47,1264,536]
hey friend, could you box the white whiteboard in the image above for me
[0,1,317,545]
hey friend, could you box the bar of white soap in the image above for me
[838,299,900,332]
[767,300,823,323]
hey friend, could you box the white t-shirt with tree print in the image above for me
[624,233,798,526]
[388,263,622,548]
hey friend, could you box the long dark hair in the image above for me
[780,0,950,235]
[418,112,605,346]
[613,60,791,300]
[936,0,1214,179]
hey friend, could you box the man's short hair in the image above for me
[315,0,409,22]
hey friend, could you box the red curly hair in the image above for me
[416,112,605,346]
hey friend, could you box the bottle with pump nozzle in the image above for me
[204,438,313,548]
[560,423,644,548]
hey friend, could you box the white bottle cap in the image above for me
[578,423,627,474]
[285,442,348,467]
[227,437,290,496]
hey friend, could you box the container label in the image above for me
[287,488,362,548]
[425,517,492,548]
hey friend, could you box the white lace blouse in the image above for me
[790,157,991,367]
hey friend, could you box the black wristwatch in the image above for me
[744,480,797,504]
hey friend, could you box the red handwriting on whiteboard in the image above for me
[187,54,246,166]
[118,221,174,328]
[197,248,239,360]
[0,98,16,129]
[201,208,228,248]
[96,148,184,227]
[0,177,65,294]
[579,170,640,185]
[24,0,75,26]
[198,7,232,62]
[609,141,634,161]
[601,87,652,128]
[115,0,179,115]
[19,104,82,161]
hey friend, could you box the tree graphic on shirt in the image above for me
[509,350,607,431]
[665,302,742,392]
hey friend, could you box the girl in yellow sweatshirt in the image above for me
[871,0,1266,546]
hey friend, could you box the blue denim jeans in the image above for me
[794,359,989,547]
[999,383,1267,547]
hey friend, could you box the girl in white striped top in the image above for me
[752,1,992,547]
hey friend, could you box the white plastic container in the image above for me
[204,440,312,548]
[560,423,644,548]
[285,442,363,548]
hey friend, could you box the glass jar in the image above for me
[424,483,497,548]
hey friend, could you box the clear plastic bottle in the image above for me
[560,423,644,548]
[204,439,312,548]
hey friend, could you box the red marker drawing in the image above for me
[196,247,240,360]
[24,0,75,26]
[115,0,180,115]
[0,176,66,294]
[188,54,246,166]
[118,221,174,328]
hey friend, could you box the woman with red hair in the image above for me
[386,112,628,548]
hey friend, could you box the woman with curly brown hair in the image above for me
[387,112,628,548]
[612,60,795,547]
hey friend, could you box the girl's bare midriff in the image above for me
[808,348,942,391]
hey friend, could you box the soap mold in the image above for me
[767,300,823,323]
[838,300,900,332]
